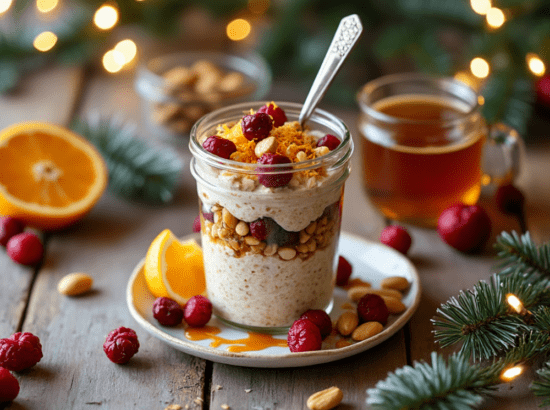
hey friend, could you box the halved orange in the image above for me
[0,122,108,230]
[144,229,206,305]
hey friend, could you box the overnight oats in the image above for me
[189,101,353,332]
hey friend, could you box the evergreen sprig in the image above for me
[532,361,550,406]
[71,113,183,204]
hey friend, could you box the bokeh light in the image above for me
[0,0,12,14]
[470,0,491,15]
[226,18,251,41]
[501,366,523,382]
[486,7,505,28]
[33,31,58,52]
[114,39,137,64]
[527,53,546,76]
[506,294,523,314]
[248,0,269,14]
[94,4,119,30]
[102,50,124,73]
[36,0,58,13]
[470,57,490,78]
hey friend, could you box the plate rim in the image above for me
[126,231,422,367]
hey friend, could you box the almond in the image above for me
[336,311,358,336]
[381,296,407,314]
[254,136,278,158]
[351,322,384,341]
[348,286,402,303]
[306,386,343,410]
[58,273,93,296]
[381,276,410,291]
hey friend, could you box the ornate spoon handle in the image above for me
[298,14,363,126]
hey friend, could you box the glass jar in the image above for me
[189,102,353,333]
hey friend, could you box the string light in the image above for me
[506,294,524,314]
[501,365,523,382]
[114,39,137,65]
[486,7,505,28]
[248,0,269,14]
[0,0,12,14]
[226,18,251,41]
[36,0,58,13]
[526,53,546,77]
[33,31,58,52]
[94,4,119,30]
[470,0,491,15]
[102,50,124,73]
[470,57,490,78]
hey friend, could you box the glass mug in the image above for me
[357,73,522,227]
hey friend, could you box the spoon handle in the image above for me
[298,14,363,126]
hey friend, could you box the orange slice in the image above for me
[0,122,108,230]
[144,229,206,305]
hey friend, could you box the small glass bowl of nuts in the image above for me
[135,50,272,143]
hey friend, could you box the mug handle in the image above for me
[481,123,525,187]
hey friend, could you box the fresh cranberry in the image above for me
[0,367,19,402]
[336,256,353,286]
[6,232,43,266]
[152,297,184,327]
[192,215,201,233]
[357,294,389,326]
[0,332,43,372]
[0,217,24,247]
[202,136,237,159]
[317,134,341,151]
[241,113,273,141]
[103,327,139,364]
[184,295,212,327]
[380,225,412,255]
[299,310,332,339]
[287,319,322,352]
[258,103,287,127]
[257,153,292,188]
[249,218,269,241]
[437,204,491,253]
[495,184,525,215]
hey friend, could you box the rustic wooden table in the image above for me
[1,63,549,410]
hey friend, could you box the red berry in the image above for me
[287,319,322,352]
[103,327,139,364]
[6,232,43,266]
[202,136,237,159]
[152,297,184,327]
[299,310,332,339]
[249,218,269,241]
[495,184,525,215]
[357,294,389,326]
[257,153,292,188]
[203,212,214,223]
[437,204,491,253]
[0,367,19,402]
[192,215,201,233]
[258,103,287,127]
[184,295,212,327]
[336,255,353,286]
[536,75,550,107]
[316,134,341,151]
[241,113,273,141]
[0,217,24,247]
[0,332,43,372]
[380,225,412,255]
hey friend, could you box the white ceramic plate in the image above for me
[126,231,421,368]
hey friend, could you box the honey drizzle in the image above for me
[185,325,288,352]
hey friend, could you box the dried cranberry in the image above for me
[0,217,24,247]
[258,103,287,127]
[437,204,491,253]
[103,327,139,364]
[184,295,212,327]
[192,215,201,233]
[287,319,322,352]
[0,367,19,402]
[357,294,389,326]
[380,225,412,255]
[241,113,273,141]
[249,218,269,241]
[299,310,332,339]
[317,134,341,151]
[152,297,184,327]
[0,332,43,372]
[495,184,525,215]
[202,136,237,159]
[257,153,292,188]
[336,256,353,286]
[6,232,43,266]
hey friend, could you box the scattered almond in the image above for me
[381,296,407,314]
[307,386,343,410]
[254,136,278,158]
[57,273,93,296]
[381,276,410,291]
[335,339,352,349]
[351,322,384,341]
[336,311,358,336]
[348,286,402,303]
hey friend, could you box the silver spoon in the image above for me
[298,14,363,126]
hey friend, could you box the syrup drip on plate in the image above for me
[185,325,288,352]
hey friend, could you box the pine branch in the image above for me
[71,113,183,204]
[532,361,550,406]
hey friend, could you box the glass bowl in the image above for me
[135,50,272,144]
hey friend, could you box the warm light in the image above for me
[36,0,58,13]
[102,50,124,73]
[226,18,251,41]
[501,366,523,381]
[470,0,491,15]
[0,0,12,14]
[470,57,490,78]
[248,0,269,14]
[94,4,119,30]
[506,294,524,314]
[478,95,485,105]
[527,53,546,77]
[114,39,137,64]
[486,7,505,28]
[33,31,58,52]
